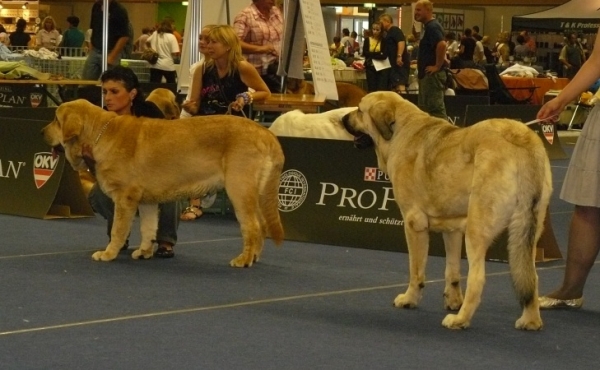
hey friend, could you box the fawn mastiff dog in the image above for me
[42,99,284,267]
[342,92,552,330]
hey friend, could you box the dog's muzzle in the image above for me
[342,114,374,149]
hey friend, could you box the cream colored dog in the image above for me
[42,99,284,267]
[343,92,552,330]
[269,107,356,140]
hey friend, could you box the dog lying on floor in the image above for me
[269,107,356,140]
[285,78,366,110]
[43,99,285,267]
[342,92,552,330]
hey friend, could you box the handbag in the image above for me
[141,34,159,64]
[141,48,158,64]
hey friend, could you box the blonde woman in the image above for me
[180,24,270,221]
[36,16,60,50]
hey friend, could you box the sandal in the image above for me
[155,244,175,258]
[180,205,203,221]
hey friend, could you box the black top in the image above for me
[362,37,387,62]
[9,32,31,47]
[90,0,130,51]
[459,37,476,61]
[417,19,445,79]
[200,66,248,116]
[384,26,410,68]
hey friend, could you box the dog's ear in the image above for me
[368,100,395,140]
[58,104,83,142]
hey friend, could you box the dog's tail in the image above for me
[507,149,552,308]
[258,146,285,246]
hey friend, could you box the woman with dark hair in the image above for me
[85,66,180,258]
[146,19,180,83]
[8,19,31,48]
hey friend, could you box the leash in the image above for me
[94,118,115,145]
[523,115,558,126]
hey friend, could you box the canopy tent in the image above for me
[512,0,600,33]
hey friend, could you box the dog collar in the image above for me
[94,118,115,145]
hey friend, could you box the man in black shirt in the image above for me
[82,0,130,80]
[379,13,410,93]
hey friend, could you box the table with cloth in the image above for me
[500,76,570,105]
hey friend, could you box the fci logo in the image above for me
[33,152,58,189]
[541,123,554,145]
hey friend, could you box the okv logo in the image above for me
[33,152,59,189]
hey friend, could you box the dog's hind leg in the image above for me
[510,197,546,331]
[394,212,430,309]
[227,185,262,268]
[442,230,464,311]
[131,204,159,260]
[92,198,138,262]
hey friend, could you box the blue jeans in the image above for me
[418,70,447,119]
[82,48,122,80]
[88,183,180,246]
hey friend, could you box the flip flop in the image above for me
[180,205,203,221]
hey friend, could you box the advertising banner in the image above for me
[0,118,94,219]
[278,137,523,261]
[0,84,48,108]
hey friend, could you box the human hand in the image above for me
[181,100,199,115]
[536,99,564,121]
[425,65,439,74]
[396,56,404,67]
[231,97,245,112]
[262,43,277,55]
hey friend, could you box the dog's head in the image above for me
[41,99,107,170]
[342,92,421,170]
[145,88,180,119]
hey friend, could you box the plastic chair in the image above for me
[484,64,537,105]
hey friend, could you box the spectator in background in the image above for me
[414,0,447,118]
[146,19,180,84]
[233,0,284,93]
[520,30,536,54]
[560,32,586,80]
[495,31,511,66]
[445,31,459,61]
[36,16,60,50]
[61,16,85,53]
[83,28,92,54]
[472,25,483,41]
[406,34,419,61]
[457,28,477,68]
[481,35,495,64]
[329,36,344,58]
[362,21,389,93]
[350,30,360,55]
[178,24,218,219]
[0,25,9,46]
[8,18,31,48]
[82,0,130,80]
[379,13,409,93]
[514,34,532,61]
[135,27,152,52]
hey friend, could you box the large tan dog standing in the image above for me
[42,99,285,267]
[343,92,552,330]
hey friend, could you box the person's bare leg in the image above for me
[546,205,600,299]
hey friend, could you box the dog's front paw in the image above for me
[92,250,117,261]
[442,313,470,329]
[515,317,543,331]
[229,253,255,268]
[393,293,418,309]
[131,248,153,260]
